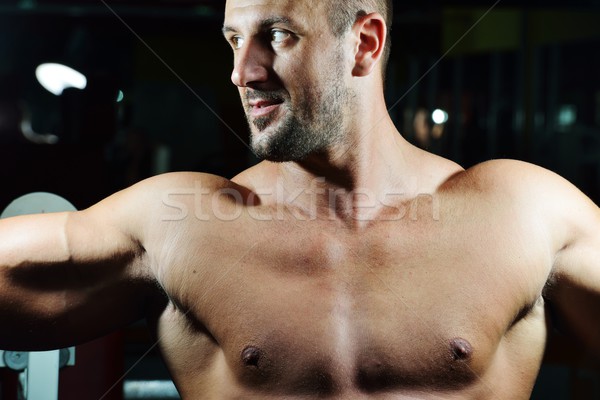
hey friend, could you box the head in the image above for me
[223,0,391,162]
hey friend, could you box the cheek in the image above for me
[273,47,335,106]
[279,46,321,81]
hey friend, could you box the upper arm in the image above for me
[0,176,175,350]
[467,160,600,354]
[0,171,255,350]
[547,194,600,355]
[517,163,600,355]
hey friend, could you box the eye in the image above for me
[270,29,290,44]
[231,36,244,50]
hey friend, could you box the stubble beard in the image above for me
[246,73,352,163]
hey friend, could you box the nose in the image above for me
[231,40,270,88]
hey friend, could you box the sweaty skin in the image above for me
[2,0,600,399]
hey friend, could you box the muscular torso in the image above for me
[145,165,555,399]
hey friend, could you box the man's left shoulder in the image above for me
[454,158,572,196]
[458,159,598,226]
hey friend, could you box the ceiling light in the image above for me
[35,63,87,96]
[432,109,449,125]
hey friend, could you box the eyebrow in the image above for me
[222,25,236,36]
[260,17,293,29]
[222,16,298,36]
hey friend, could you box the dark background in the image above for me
[0,0,599,398]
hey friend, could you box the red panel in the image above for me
[58,332,124,400]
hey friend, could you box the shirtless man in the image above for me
[1,0,599,398]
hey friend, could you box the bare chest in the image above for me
[155,212,551,396]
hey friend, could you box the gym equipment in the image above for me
[123,380,179,399]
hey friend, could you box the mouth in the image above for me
[248,98,285,118]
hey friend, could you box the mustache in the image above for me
[245,89,288,103]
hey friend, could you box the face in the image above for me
[224,0,355,162]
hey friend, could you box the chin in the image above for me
[253,144,313,163]
[251,142,290,163]
[250,140,300,163]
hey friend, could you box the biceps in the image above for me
[0,212,153,350]
[1,210,143,301]
[66,209,142,265]
[550,241,600,355]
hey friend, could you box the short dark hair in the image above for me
[325,0,393,79]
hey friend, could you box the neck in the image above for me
[274,112,415,224]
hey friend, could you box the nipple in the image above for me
[241,346,262,367]
[450,338,473,361]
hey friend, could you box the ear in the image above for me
[352,12,387,77]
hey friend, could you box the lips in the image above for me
[248,98,284,118]
[245,90,286,119]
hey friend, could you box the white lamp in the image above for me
[35,63,87,96]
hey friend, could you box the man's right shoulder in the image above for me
[131,171,238,194]
[124,172,261,223]
[86,172,247,227]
